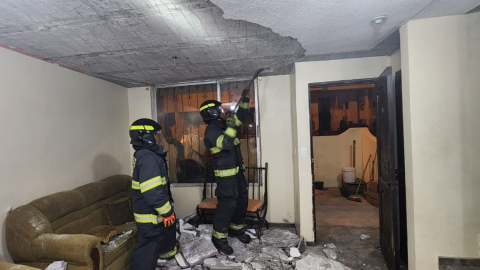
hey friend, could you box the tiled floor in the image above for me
[315,189,388,270]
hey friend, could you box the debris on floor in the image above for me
[179,233,218,266]
[180,219,197,232]
[260,247,289,263]
[204,258,243,270]
[175,252,189,268]
[315,189,388,269]
[295,254,351,270]
[296,237,307,253]
[325,243,336,249]
[154,217,359,270]
[360,234,371,241]
[323,248,338,260]
[235,251,256,263]
[289,247,301,258]
[261,229,300,248]
[45,261,67,270]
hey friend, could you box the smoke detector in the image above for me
[371,15,387,24]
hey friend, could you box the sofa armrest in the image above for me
[32,234,103,269]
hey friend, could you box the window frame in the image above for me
[151,78,261,187]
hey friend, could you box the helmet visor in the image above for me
[154,130,163,145]
[218,106,225,119]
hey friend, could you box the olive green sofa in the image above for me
[5,175,136,270]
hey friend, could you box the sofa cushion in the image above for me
[87,225,119,244]
[51,191,128,233]
[101,175,131,193]
[29,190,85,223]
[104,197,133,226]
[74,182,117,207]
[54,207,109,234]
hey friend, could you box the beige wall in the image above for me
[128,87,152,158]
[0,47,131,262]
[401,13,480,270]
[292,56,390,242]
[258,75,296,223]
[391,50,402,76]
[360,128,378,184]
[313,128,377,188]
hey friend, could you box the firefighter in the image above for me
[129,118,177,270]
[199,89,252,255]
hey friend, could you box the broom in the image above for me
[348,154,371,202]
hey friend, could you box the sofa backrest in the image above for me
[6,175,132,263]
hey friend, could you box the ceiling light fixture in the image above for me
[371,15,387,25]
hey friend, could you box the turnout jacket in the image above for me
[132,145,173,228]
[204,106,249,186]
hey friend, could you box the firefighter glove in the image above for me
[163,213,176,227]
[226,117,236,128]
[241,89,250,101]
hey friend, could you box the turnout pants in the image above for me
[131,221,177,270]
[213,172,248,240]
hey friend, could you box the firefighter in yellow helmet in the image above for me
[199,89,251,255]
[129,118,177,269]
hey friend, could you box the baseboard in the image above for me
[268,223,296,228]
[439,257,480,268]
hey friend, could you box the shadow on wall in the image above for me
[92,154,123,181]
[336,174,343,187]
[2,218,12,262]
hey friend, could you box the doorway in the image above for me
[309,68,408,270]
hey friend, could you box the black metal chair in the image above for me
[196,163,269,238]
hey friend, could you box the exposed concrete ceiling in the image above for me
[211,0,480,56]
[0,0,479,87]
[0,0,304,87]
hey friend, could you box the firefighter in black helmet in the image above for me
[129,118,177,270]
[199,90,251,255]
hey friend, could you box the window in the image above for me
[153,80,260,184]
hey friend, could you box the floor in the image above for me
[314,188,388,270]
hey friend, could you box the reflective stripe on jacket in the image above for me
[132,147,173,226]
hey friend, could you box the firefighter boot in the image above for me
[211,237,233,255]
[228,229,251,244]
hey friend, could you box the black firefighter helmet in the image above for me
[199,100,222,123]
[129,118,162,147]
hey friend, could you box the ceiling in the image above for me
[0,0,479,87]
[212,0,480,56]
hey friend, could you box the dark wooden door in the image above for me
[376,67,401,270]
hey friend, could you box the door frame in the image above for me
[308,78,377,244]
[308,74,408,269]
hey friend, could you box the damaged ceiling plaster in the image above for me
[211,0,480,56]
[0,0,305,87]
[1,0,479,88]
